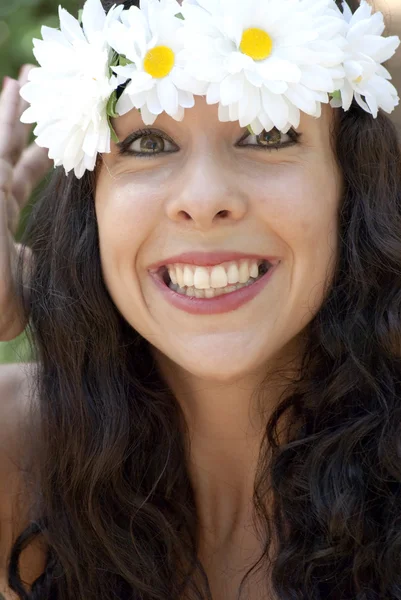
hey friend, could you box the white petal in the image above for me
[97,121,111,153]
[141,103,158,125]
[83,151,97,171]
[220,74,244,106]
[58,6,86,43]
[157,78,179,115]
[206,82,221,105]
[344,60,363,80]
[348,15,382,44]
[285,84,319,116]
[226,52,253,74]
[148,85,163,114]
[106,21,139,59]
[264,80,288,94]
[81,0,106,43]
[178,89,195,108]
[258,59,302,84]
[375,64,391,80]
[238,82,261,126]
[74,159,87,179]
[124,69,154,93]
[170,67,207,94]
[365,92,379,117]
[287,101,301,129]
[261,88,289,131]
[341,1,353,23]
[19,106,37,124]
[41,25,69,46]
[255,113,273,134]
[244,69,264,88]
[300,65,335,92]
[341,79,354,111]
[354,35,400,64]
[171,105,186,121]
[116,92,135,116]
[349,0,372,26]
[227,102,239,121]
[82,126,100,157]
[218,103,230,122]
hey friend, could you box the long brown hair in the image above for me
[7,1,401,598]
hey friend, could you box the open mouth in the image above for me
[156,259,273,299]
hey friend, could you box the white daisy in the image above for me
[19,0,124,179]
[331,0,400,117]
[180,0,346,134]
[106,0,206,125]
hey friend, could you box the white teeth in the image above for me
[227,263,240,284]
[239,261,250,284]
[193,267,210,289]
[176,265,184,288]
[169,268,177,285]
[166,259,267,293]
[210,265,228,289]
[250,262,259,279]
[170,280,257,298]
[183,266,194,287]
[204,288,215,298]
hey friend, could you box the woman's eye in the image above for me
[238,127,300,150]
[117,130,178,157]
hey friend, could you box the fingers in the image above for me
[0,77,22,166]
[7,193,20,235]
[11,143,53,209]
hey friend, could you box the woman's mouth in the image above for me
[159,259,272,298]
[149,257,279,315]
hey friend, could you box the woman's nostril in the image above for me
[217,210,229,218]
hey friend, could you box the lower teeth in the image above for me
[168,275,263,298]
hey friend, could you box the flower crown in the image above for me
[19,0,400,179]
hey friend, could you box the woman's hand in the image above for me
[0,65,53,341]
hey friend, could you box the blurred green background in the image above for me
[0,0,79,81]
[0,0,400,364]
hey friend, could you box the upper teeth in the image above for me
[166,260,264,289]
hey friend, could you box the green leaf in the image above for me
[109,50,120,67]
[175,12,184,19]
[78,9,83,25]
[119,55,133,67]
[106,90,118,118]
[108,115,120,143]
[330,90,342,100]
[108,50,120,79]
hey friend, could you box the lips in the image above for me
[147,251,280,272]
[149,259,279,315]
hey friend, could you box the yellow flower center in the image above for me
[355,75,363,84]
[143,46,175,79]
[240,28,273,61]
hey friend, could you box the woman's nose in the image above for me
[165,156,248,230]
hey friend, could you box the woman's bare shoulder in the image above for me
[0,362,47,598]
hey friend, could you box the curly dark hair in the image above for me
[6,0,401,598]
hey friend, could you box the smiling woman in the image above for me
[1,0,401,599]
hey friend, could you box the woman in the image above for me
[1,0,401,598]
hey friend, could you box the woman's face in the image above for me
[95,98,342,382]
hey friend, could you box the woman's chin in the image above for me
[167,348,269,384]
